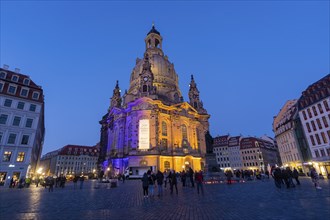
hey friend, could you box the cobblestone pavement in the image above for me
[0,177,329,220]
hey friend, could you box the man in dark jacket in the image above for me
[156,170,164,197]
[169,170,178,195]
[292,168,300,185]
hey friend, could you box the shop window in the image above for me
[2,151,12,162]
[16,152,25,162]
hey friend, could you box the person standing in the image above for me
[292,168,300,185]
[142,173,149,198]
[181,171,187,187]
[73,175,78,189]
[195,171,204,195]
[188,167,194,188]
[156,170,164,197]
[310,167,322,189]
[148,171,156,197]
[79,175,85,189]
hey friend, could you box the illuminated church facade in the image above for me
[99,25,210,174]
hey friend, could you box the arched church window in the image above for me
[143,85,148,92]
[148,39,151,48]
[155,39,160,48]
[182,124,187,140]
[194,102,197,108]
[164,161,170,170]
[162,121,167,136]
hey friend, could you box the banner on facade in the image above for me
[139,119,150,150]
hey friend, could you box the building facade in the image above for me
[240,137,280,171]
[0,66,45,187]
[213,135,280,171]
[213,135,231,170]
[40,145,99,177]
[297,74,330,177]
[273,100,307,172]
[99,25,210,175]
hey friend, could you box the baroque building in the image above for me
[99,25,210,175]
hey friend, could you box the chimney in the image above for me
[15,68,20,73]
[3,64,9,70]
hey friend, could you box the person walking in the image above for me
[169,170,178,195]
[273,167,282,189]
[292,168,300,185]
[195,171,204,195]
[141,172,149,198]
[156,170,164,197]
[48,176,54,192]
[310,167,322,189]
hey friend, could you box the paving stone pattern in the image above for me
[0,177,329,220]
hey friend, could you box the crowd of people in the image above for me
[140,168,205,198]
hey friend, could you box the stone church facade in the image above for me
[99,25,210,174]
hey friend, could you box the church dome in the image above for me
[127,26,183,104]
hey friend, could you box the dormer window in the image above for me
[23,78,30,85]
[20,88,29,97]
[32,91,40,100]
[0,71,6,79]
[12,75,19,82]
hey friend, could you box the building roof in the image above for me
[0,67,44,103]
[147,24,160,36]
[298,74,330,110]
[213,135,229,147]
[58,145,99,156]
[228,136,241,147]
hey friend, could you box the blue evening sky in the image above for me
[1,1,329,155]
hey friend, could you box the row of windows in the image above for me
[314,148,330,158]
[2,98,37,111]
[302,100,330,120]
[309,130,330,146]
[58,156,97,160]
[242,155,262,160]
[0,114,34,128]
[305,115,330,132]
[58,161,97,165]
[0,71,30,85]
[2,151,25,162]
[281,153,300,163]
[219,164,230,168]
[0,82,40,100]
[243,162,263,167]
[0,133,31,145]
